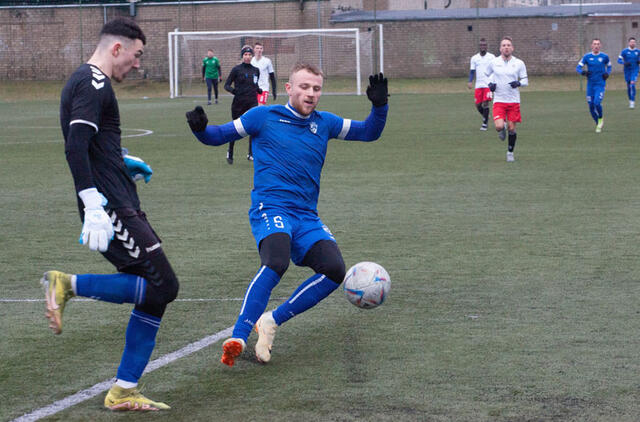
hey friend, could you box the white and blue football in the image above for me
[343,262,390,309]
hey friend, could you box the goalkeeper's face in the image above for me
[286,69,323,116]
[112,38,144,83]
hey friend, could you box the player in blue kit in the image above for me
[576,38,612,133]
[618,37,640,109]
[186,63,388,366]
[47,18,177,410]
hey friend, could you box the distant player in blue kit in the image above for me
[576,38,612,133]
[46,18,177,410]
[618,37,640,109]
[186,63,388,365]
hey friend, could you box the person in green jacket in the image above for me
[203,49,222,105]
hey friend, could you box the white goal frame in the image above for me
[168,27,384,98]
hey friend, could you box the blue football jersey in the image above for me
[236,104,351,212]
[619,48,640,75]
[577,52,611,85]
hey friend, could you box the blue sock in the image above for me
[75,273,146,305]
[232,266,280,341]
[116,310,161,384]
[588,104,599,123]
[631,84,636,101]
[595,105,603,119]
[272,274,340,325]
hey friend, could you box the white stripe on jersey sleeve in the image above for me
[233,118,247,137]
[69,119,98,132]
[338,119,351,139]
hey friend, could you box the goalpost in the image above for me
[168,27,383,99]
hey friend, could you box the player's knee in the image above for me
[323,259,346,285]
[302,240,345,284]
[263,256,289,277]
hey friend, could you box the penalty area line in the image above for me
[10,326,233,422]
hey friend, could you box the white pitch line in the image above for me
[0,128,153,145]
[10,326,233,422]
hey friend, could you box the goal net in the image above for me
[168,28,381,98]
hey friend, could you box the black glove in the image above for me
[509,80,521,88]
[581,70,591,77]
[488,82,497,92]
[602,73,609,80]
[186,106,208,132]
[366,73,389,107]
[625,62,632,68]
[257,87,263,94]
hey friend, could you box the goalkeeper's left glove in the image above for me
[602,73,609,80]
[121,148,152,183]
[509,80,521,88]
[366,73,389,107]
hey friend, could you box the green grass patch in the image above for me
[1,88,640,421]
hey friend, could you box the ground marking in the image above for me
[10,325,233,422]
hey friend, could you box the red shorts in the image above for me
[257,91,269,105]
[474,88,492,104]
[493,102,522,123]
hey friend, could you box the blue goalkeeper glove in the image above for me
[122,148,153,183]
[488,82,497,92]
[509,80,521,88]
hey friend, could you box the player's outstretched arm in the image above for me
[186,106,243,146]
[340,73,389,142]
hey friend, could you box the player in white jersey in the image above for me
[251,42,277,105]
[468,38,496,130]
[485,36,528,162]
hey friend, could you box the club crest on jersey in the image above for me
[309,121,318,134]
[253,75,258,84]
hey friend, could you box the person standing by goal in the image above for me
[251,42,277,106]
[485,36,528,162]
[202,49,222,105]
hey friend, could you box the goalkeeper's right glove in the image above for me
[78,188,114,252]
[186,106,209,132]
[488,82,497,92]
[581,70,591,77]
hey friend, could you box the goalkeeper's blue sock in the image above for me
[75,273,146,305]
[232,266,280,341]
[588,104,599,123]
[272,274,340,325]
[595,104,603,119]
[116,309,161,384]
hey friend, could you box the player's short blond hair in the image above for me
[289,63,324,79]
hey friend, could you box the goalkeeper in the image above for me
[186,64,389,366]
[45,18,178,411]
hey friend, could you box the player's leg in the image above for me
[255,217,343,363]
[629,77,636,108]
[212,79,219,103]
[492,103,507,141]
[227,101,244,164]
[206,78,213,105]
[221,208,293,366]
[593,86,605,132]
[481,100,491,130]
[505,104,521,162]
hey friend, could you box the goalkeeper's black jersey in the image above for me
[224,62,261,100]
[60,64,140,211]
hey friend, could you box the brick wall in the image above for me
[0,3,636,80]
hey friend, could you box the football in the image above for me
[343,262,390,309]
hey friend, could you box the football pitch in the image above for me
[2,86,640,421]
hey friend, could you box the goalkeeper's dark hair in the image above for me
[100,18,146,45]
[630,37,636,42]
[290,63,324,79]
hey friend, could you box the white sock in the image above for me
[115,379,138,389]
[70,275,77,295]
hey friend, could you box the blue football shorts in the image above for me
[249,204,336,265]
[586,84,605,106]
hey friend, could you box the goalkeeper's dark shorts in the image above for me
[101,207,165,273]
